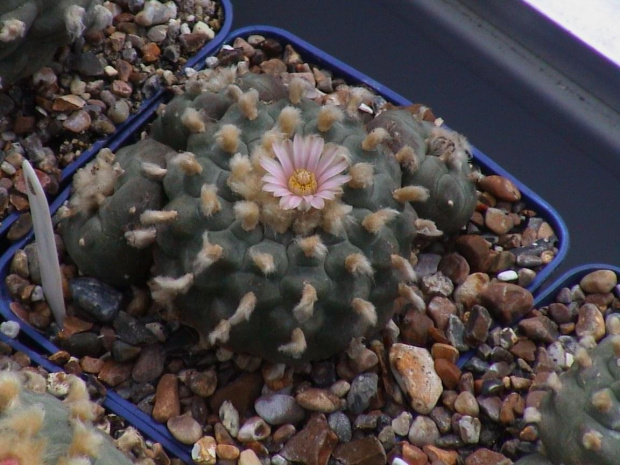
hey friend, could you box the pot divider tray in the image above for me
[0,25,571,458]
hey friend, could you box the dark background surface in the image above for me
[232,0,620,291]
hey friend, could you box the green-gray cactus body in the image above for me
[516,333,620,465]
[0,371,132,464]
[61,69,477,363]
[0,0,108,85]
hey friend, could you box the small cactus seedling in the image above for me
[515,319,620,465]
[0,370,132,464]
[0,0,112,86]
[60,67,477,363]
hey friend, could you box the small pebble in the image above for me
[167,413,203,445]
[0,321,20,338]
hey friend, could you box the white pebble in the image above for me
[47,372,71,397]
[1,161,16,175]
[30,285,45,302]
[392,459,408,465]
[192,21,215,39]
[497,270,519,282]
[205,56,219,68]
[104,65,118,77]
[0,321,20,338]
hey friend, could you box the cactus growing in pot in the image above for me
[515,320,620,465]
[0,370,132,464]
[0,0,112,86]
[59,67,477,364]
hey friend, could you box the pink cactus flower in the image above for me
[260,134,351,211]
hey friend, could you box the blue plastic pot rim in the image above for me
[0,23,570,457]
[0,330,194,462]
[533,263,620,306]
[0,0,234,241]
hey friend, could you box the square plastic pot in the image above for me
[0,328,195,463]
[0,25,571,459]
[0,0,234,243]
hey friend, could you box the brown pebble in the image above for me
[431,343,460,363]
[217,444,240,460]
[455,235,492,272]
[575,302,606,341]
[478,175,521,202]
[208,372,263,416]
[179,32,208,52]
[423,445,459,465]
[509,339,537,362]
[479,283,533,324]
[97,360,132,387]
[427,297,457,331]
[437,252,470,285]
[517,316,559,343]
[112,79,133,98]
[580,270,618,294]
[153,374,181,423]
[332,436,387,465]
[280,414,338,465]
[52,94,86,111]
[13,113,36,134]
[484,208,514,235]
[464,448,512,465]
[295,388,341,413]
[57,315,94,339]
[454,391,479,417]
[167,412,203,444]
[80,356,105,374]
[454,273,490,309]
[141,42,161,62]
[132,343,165,383]
[434,358,461,390]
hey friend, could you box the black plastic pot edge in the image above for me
[0,0,234,243]
[0,329,195,463]
[0,24,571,458]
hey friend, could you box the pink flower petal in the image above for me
[262,174,287,186]
[305,136,324,172]
[310,196,325,209]
[273,141,295,177]
[281,195,303,210]
[263,185,291,197]
[315,146,340,175]
[293,134,305,169]
[317,160,349,185]
[318,174,352,191]
[260,156,285,179]
[315,189,337,200]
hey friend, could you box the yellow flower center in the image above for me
[288,168,318,196]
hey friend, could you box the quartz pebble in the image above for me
[390,343,443,414]
[255,393,306,426]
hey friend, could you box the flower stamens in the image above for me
[288,169,318,196]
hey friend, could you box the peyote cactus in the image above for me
[60,67,477,363]
[516,326,620,465]
[0,0,111,86]
[0,370,132,464]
